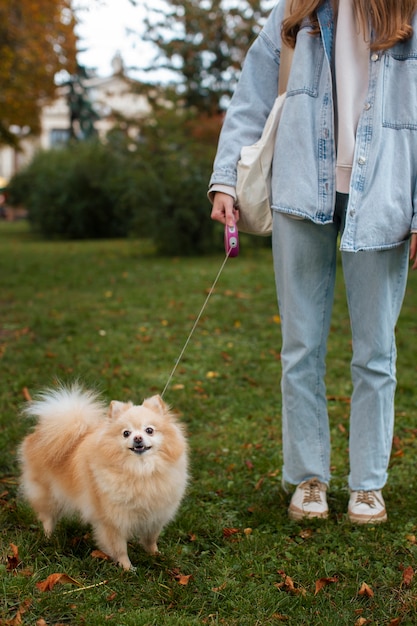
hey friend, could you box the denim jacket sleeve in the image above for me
[209,0,286,189]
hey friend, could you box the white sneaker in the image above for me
[288,478,328,520]
[348,490,387,524]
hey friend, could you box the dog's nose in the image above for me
[134,436,143,444]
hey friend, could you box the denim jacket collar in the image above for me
[317,1,335,62]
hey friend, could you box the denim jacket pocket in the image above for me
[286,27,323,98]
[382,53,417,130]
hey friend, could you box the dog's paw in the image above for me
[41,519,55,538]
[117,557,133,571]
[141,540,159,555]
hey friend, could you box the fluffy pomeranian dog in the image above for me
[18,384,188,570]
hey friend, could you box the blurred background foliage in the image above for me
[0,0,77,146]
[3,0,273,254]
[8,107,224,254]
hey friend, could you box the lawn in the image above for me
[1,220,417,625]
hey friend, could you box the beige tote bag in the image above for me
[236,0,293,236]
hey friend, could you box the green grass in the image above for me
[1,220,417,625]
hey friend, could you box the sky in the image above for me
[74,0,275,81]
[74,0,161,79]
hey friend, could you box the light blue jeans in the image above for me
[272,195,409,491]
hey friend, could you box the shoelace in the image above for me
[355,490,377,508]
[302,480,323,504]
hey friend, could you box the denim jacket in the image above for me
[209,0,417,251]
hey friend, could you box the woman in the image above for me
[209,0,417,523]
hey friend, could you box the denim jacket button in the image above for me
[371,53,379,62]
[364,102,371,111]
[358,156,366,165]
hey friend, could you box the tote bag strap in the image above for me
[278,0,294,95]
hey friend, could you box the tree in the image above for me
[0,0,77,146]
[143,0,274,114]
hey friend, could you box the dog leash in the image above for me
[160,224,239,399]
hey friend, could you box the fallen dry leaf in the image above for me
[355,618,370,626]
[7,543,20,571]
[22,387,32,402]
[106,592,117,602]
[327,395,351,403]
[255,477,264,490]
[169,568,192,586]
[206,371,219,379]
[267,469,280,477]
[177,574,192,586]
[392,435,402,449]
[212,581,228,592]
[223,527,240,538]
[36,573,81,592]
[402,565,414,586]
[275,572,306,596]
[0,477,19,485]
[91,549,111,562]
[242,374,258,386]
[358,582,374,598]
[314,576,338,595]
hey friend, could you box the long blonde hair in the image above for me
[282,0,417,51]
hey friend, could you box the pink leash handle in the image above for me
[224,223,239,257]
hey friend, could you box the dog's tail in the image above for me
[22,383,107,462]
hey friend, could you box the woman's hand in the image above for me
[410,233,417,270]
[211,192,239,228]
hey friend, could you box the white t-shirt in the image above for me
[335,0,370,193]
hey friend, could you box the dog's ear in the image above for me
[109,400,133,419]
[142,395,170,415]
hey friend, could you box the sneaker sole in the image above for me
[288,505,329,521]
[348,510,387,524]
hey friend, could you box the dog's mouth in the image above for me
[129,443,152,455]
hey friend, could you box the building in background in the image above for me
[0,54,150,184]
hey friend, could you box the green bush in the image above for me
[125,108,222,255]
[8,141,141,239]
[134,142,219,256]
[8,111,222,254]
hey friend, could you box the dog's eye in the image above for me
[123,430,131,438]
[145,427,154,435]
